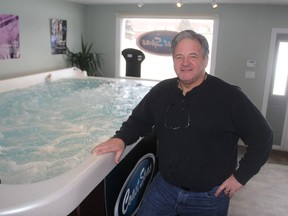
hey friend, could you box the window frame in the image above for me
[115,14,219,80]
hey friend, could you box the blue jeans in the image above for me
[137,172,230,216]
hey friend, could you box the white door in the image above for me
[263,29,288,150]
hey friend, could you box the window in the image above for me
[272,41,288,96]
[116,16,218,80]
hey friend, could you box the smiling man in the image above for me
[92,30,273,216]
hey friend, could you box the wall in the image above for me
[1,1,288,109]
[216,4,288,108]
[0,0,86,79]
[86,4,288,108]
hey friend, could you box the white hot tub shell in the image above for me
[0,67,141,216]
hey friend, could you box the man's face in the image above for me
[173,38,208,85]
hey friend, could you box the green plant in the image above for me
[66,37,103,76]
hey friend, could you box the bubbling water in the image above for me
[0,78,155,184]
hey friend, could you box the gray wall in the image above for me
[1,1,288,109]
[86,4,288,108]
[216,5,288,108]
[0,0,86,79]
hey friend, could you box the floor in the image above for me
[228,146,288,216]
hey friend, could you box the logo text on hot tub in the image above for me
[114,153,155,216]
[137,30,178,56]
[122,163,152,214]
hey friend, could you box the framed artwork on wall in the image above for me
[0,14,20,60]
[50,18,67,55]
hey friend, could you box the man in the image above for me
[91,30,273,215]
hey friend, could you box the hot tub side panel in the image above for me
[69,131,158,216]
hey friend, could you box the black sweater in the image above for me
[114,75,273,191]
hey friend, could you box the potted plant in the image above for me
[66,36,103,76]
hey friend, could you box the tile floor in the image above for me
[228,147,288,216]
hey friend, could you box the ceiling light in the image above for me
[211,1,218,9]
[137,1,144,8]
[176,0,183,8]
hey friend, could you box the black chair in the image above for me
[122,48,145,77]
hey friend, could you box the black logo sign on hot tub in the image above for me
[114,153,155,216]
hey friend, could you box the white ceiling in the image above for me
[61,0,288,5]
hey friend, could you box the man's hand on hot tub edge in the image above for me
[91,138,125,164]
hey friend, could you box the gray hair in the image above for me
[171,30,209,57]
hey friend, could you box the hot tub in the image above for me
[0,68,157,216]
